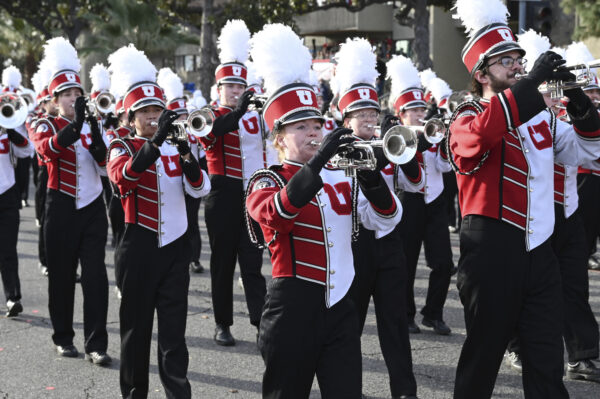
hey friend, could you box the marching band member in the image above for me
[335,37,421,399]
[3,66,34,208]
[157,67,206,273]
[0,94,30,317]
[450,1,600,397]
[107,44,210,399]
[29,61,57,276]
[388,55,454,336]
[246,23,401,398]
[31,37,110,363]
[503,30,600,382]
[567,42,600,270]
[200,20,266,346]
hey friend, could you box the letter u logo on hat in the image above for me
[232,66,242,76]
[296,90,313,105]
[66,73,76,82]
[358,88,371,99]
[142,85,155,96]
[498,28,513,42]
[413,90,422,100]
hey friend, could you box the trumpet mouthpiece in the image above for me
[150,121,158,127]
[309,140,321,147]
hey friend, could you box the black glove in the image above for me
[356,169,394,211]
[73,96,87,131]
[381,114,400,138]
[174,138,191,157]
[526,51,565,86]
[552,66,576,83]
[564,87,592,116]
[180,153,201,182]
[285,128,355,209]
[424,103,440,121]
[87,116,107,163]
[234,90,254,115]
[417,132,433,152]
[151,110,179,147]
[6,129,25,145]
[399,156,420,181]
[103,112,119,130]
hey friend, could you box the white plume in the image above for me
[428,78,453,102]
[108,44,157,98]
[386,55,421,98]
[419,68,437,90]
[250,23,312,95]
[210,84,218,102]
[31,70,45,95]
[2,66,21,89]
[157,68,183,101]
[43,37,80,73]
[37,58,53,89]
[334,38,378,93]
[192,89,207,108]
[90,63,111,92]
[517,30,550,73]
[245,60,263,87]
[218,20,250,64]
[566,41,595,67]
[329,74,340,96]
[453,0,509,37]
[309,69,319,88]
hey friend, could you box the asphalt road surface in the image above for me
[1,189,599,398]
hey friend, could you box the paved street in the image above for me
[1,188,599,398]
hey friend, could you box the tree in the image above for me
[561,0,600,39]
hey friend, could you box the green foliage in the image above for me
[562,0,600,39]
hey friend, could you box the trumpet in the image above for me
[0,93,28,129]
[18,88,36,113]
[93,91,115,115]
[312,126,418,177]
[515,59,600,99]
[168,107,215,141]
[248,95,268,112]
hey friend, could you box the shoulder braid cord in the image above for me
[444,100,490,176]
[244,166,361,249]
[106,138,136,199]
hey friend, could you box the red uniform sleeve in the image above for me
[31,119,66,160]
[107,143,143,195]
[246,177,301,235]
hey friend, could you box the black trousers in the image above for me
[45,190,108,353]
[577,174,600,257]
[0,185,21,302]
[442,171,461,228]
[35,164,48,266]
[204,175,266,327]
[350,225,416,397]
[15,156,31,202]
[454,215,568,399]
[510,207,600,362]
[259,278,362,399]
[117,224,191,399]
[399,192,454,321]
[185,194,202,263]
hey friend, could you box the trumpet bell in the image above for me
[423,118,446,144]
[188,107,214,138]
[0,93,28,129]
[95,92,115,115]
[383,126,418,164]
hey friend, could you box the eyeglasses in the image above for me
[487,56,527,69]
[350,111,379,120]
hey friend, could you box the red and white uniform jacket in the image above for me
[107,136,210,247]
[186,131,205,163]
[32,115,106,209]
[415,144,451,203]
[380,162,425,194]
[321,117,337,137]
[0,126,30,195]
[246,160,402,307]
[104,126,132,143]
[200,106,266,189]
[450,93,600,250]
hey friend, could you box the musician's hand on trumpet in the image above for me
[150,110,179,148]
[234,90,254,117]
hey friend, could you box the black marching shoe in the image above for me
[408,319,421,334]
[505,351,523,373]
[567,359,600,383]
[85,351,112,366]
[214,324,235,346]
[422,317,451,335]
[190,261,204,273]
[56,344,79,357]
[6,300,23,317]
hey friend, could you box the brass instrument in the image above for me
[413,118,448,144]
[248,95,268,112]
[93,91,115,115]
[168,107,215,141]
[0,93,28,129]
[515,59,600,99]
[18,88,36,112]
[311,126,418,177]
